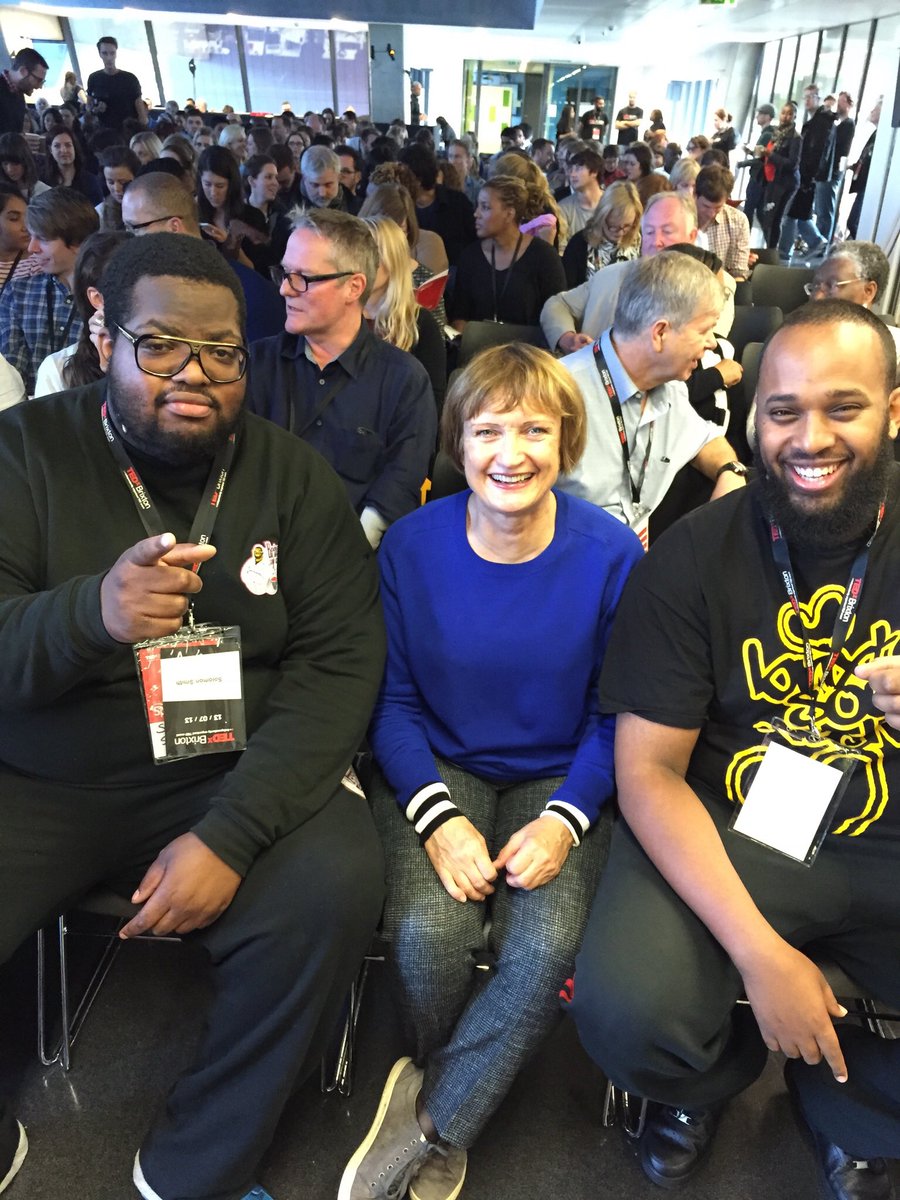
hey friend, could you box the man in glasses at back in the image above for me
[0,233,386,1200]
[247,208,436,549]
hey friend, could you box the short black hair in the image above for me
[97,36,118,51]
[13,48,48,73]
[700,148,729,169]
[99,145,141,175]
[761,300,896,396]
[569,147,603,176]
[101,232,247,341]
[334,144,362,171]
[399,143,438,191]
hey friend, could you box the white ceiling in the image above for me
[532,0,896,45]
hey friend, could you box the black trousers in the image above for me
[787,1028,900,1158]
[743,177,766,235]
[0,771,385,1200]
[569,798,900,1111]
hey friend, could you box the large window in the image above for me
[333,30,370,117]
[242,27,333,116]
[153,23,242,112]
[69,17,158,107]
[756,40,779,107]
[816,26,845,97]
[838,20,874,113]
[772,36,797,112]
[793,31,820,105]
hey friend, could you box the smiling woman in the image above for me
[338,341,643,1200]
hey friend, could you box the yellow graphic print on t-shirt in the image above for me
[724,583,900,836]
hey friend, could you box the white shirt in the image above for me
[557,328,721,528]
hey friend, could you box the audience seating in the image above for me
[747,264,814,315]
[458,321,548,369]
[751,248,782,267]
[37,887,179,1071]
[727,306,783,363]
[733,279,754,307]
[428,448,467,501]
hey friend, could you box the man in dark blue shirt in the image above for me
[247,209,436,548]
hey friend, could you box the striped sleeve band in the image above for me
[405,781,462,845]
[540,801,589,846]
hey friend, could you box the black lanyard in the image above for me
[489,233,522,323]
[768,499,885,695]
[0,252,22,300]
[592,343,653,507]
[46,277,77,353]
[101,400,236,575]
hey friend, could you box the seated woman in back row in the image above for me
[562,179,642,288]
[339,343,642,1200]
[449,176,566,331]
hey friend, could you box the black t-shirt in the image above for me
[448,236,566,327]
[615,105,643,145]
[86,68,141,130]
[599,474,900,844]
[0,75,26,135]
[580,109,609,143]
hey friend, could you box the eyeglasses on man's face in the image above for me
[803,277,865,298]
[115,325,248,383]
[269,265,355,293]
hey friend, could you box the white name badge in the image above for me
[134,624,248,764]
[630,512,650,552]
[730,724,859,865]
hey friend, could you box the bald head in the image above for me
[122,173,201,236]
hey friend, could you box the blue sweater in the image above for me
[370,489,643,842]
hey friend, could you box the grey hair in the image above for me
[286,207,377,303]
[300,144,340,178]
[614,251,723,338]
[642,188,697,233]
[823,240,890,305]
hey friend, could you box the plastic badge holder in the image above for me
[133,624,247,764]
[729,718,862,867]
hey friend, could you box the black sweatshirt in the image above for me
[0,380,385,875]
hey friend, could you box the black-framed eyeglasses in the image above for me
[269,265,355,292]
[124,214,178,233]
[115,325,248,383]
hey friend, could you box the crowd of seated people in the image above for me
[1,41,899,1200]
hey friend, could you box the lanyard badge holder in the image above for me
[593,344,653,549]
[730,501,885,866]
[729,718,861,866]
[134,623,247,763]
[101,401,248,764]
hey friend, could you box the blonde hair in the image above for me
[669,157,700,191]
[586,180,642,250]
[130,130,163,160]
[491,152,567,241]
[441,343,587,473]
[361,216,420,352]
[358,182,419,252]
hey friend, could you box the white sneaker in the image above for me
[0,1123,27,1194]
[409,1144,467,1200]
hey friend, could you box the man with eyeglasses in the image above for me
[247,208,436,549]
[0,231,385,1200]
[0,48,48,136]
[121,171,285,343]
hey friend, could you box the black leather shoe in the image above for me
[639,1104,722,1189]
[809,1128,895,1200]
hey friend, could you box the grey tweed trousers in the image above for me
[371,756,610,1147]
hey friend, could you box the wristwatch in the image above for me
[715,460,750,480]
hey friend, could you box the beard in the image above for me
[754,433,895,552]
[107,376,242,468]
